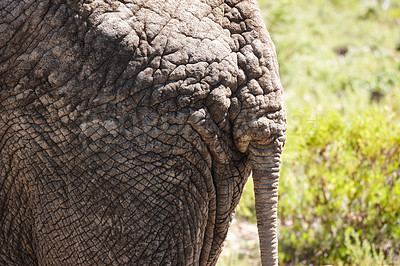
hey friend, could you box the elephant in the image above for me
[0,0,286,265]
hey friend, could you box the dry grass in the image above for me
[217,217,261,266]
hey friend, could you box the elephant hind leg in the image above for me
[0,148,38,265]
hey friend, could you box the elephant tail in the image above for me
[250,135,285,266]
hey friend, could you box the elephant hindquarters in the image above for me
[1,114,219,265]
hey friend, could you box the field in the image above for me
[219,0,400,265]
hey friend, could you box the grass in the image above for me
[219,0,400,265]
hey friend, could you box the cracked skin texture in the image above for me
[0,0,286,265]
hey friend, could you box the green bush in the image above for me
[279,108,400,264]
[344,228,390,265]
[236,176,256,224]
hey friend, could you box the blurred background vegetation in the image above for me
[219,0,400,265]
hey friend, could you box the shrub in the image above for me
[279,108,400,264]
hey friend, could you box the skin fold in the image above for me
[0,0,286,265]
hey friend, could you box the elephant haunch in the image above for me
[0,0,286,265]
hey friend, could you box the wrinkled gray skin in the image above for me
[0,0,286,265]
